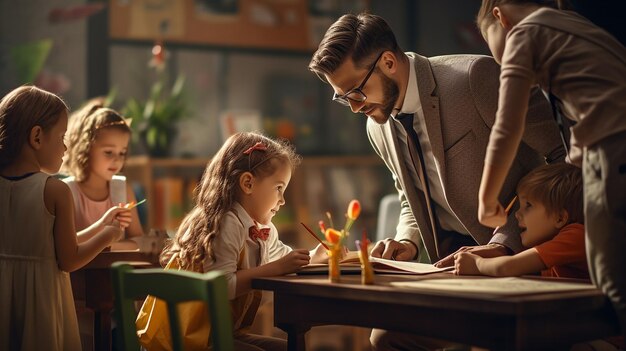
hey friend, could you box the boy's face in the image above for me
[88,128,130,182]
[515,195,563,248]
[243,160,291,225]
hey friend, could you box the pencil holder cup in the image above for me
[358,250,374,285]
[327,247,342,283]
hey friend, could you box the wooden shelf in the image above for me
[124,155,211,168]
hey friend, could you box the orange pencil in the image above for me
[492,195,518,235]
[300,222,330,250]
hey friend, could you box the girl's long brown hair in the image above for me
[160,132,301,270]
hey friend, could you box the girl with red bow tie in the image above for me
[158,132,326,350]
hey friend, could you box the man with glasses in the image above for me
[309,13,566,350]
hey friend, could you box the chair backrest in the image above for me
[376,193,401,242]
[111,262,234,351]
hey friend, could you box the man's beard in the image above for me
[374,73,399,124]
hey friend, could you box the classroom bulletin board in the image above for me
[109,0,313,51]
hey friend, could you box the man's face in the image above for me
[325,55,400,124]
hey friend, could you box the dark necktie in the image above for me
[397,113,441,257]
[249,226,270,241]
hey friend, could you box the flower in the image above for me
[325,228,341,244]
[347,200,361,220]
[318,220,326,233]
[318,199,361,249]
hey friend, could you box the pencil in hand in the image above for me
[300,222,330,250]
[492,195,518,235]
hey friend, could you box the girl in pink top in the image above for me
[475,0,626,344]
[62,101,143,249]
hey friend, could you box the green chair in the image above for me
[111,262,234,351]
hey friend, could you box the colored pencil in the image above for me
[300,222,330,250]
[492,195,518,235]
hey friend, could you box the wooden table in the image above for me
[252,274,620,351]
[70,250,159,351]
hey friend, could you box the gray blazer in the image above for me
[367,53,565,262]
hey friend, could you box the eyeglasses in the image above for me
[332,52,384,106]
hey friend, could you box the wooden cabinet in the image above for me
[123,155,394,247]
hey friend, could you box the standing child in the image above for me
[62,101,143,248]
[475,0,626,341]
[155,132,326,351]
[456,163,586,279]
[0,86,131,350]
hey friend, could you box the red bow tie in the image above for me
[249,226,270,241]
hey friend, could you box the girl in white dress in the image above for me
[0,86,131,351]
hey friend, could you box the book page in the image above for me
[299,252,452,275]
[391,277,596,295]
[369,257,453,274]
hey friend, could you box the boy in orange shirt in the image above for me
[455,163,587,279]
[456,163,625,348]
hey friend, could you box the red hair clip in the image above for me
[243,142,267,155]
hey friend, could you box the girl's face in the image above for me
[515,195,563,248]
[39,111,68,174]
[88,128,130,182]
[482,21,507,64]
[244,161,292,225]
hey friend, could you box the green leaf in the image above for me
[171,75,185,97]
[146,127,158,148]
[104,88,118,107]
[10,39,53,83]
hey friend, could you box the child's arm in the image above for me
[479,75,533,228]
[234,249,310,296]
[46,178,126,272]
[76,205,131,243]
[454,248,546,277]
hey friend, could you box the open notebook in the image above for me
[299,251,453,275]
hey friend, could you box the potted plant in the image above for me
[123,74,188,157]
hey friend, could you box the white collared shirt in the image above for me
[201,202,292,299]
[392,56,469,235]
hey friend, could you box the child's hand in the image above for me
[99,205,131,229]
[102,225,124,244]
[454,252,481,275]
[478,199,506,228]
[309,244,328,264]
[275,249,310,274]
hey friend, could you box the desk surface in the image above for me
[252,274,620,351]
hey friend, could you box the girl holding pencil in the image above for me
[157,132,326,351]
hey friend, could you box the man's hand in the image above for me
[370,239,416,261]
[434,243,508,268]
